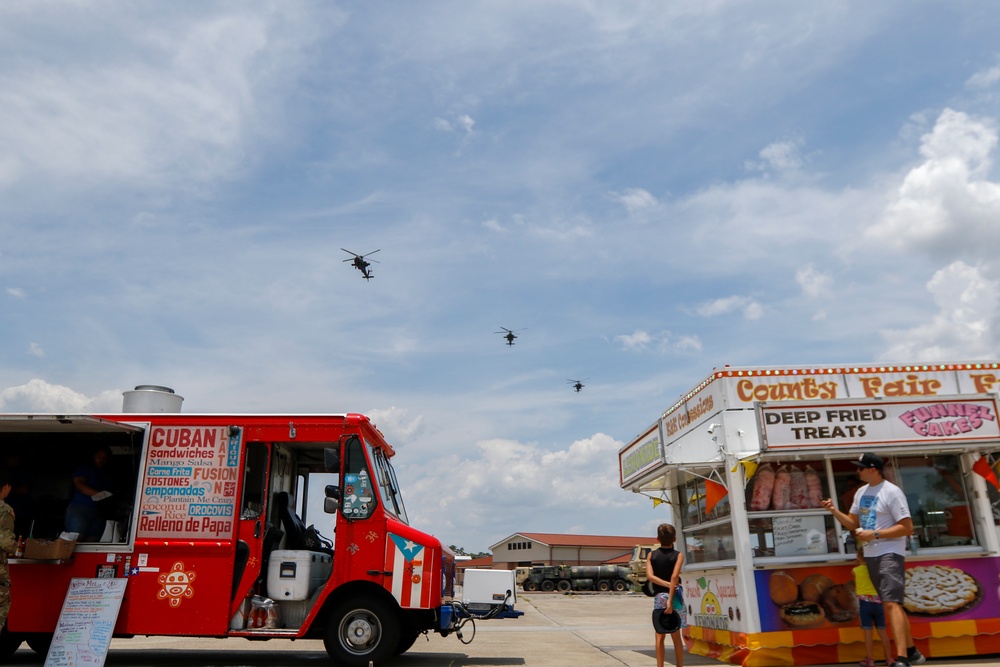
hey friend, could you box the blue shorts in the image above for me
[858,599,885,629]
[653,587,687,630]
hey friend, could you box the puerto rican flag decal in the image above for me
[386,533,432,609]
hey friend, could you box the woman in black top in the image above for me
[646,523,686,667]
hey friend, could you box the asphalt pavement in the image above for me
[7,592,999,666]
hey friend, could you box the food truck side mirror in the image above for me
[324,484,341,513]
[324,447,341,474]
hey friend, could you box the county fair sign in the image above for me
[759,394,1000,450]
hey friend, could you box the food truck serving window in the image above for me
[896,454,975,549]
[679,469,735,563]
[744,458,841,560]
[0,416,144,545]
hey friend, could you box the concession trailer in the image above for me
[619,362,1000,666]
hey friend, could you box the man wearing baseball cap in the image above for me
[821,453,925,667]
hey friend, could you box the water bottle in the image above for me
[908,535,919,554]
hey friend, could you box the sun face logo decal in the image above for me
[158,561,196,608]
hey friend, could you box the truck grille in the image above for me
[441,555,455,598]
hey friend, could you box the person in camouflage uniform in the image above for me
[0,470,16,630]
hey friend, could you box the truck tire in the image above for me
[556,580,572,592]
[323,596,400,667]
[613,580,627,592]
[597,580,610,592]
[541,580,555,592]
[522,580,537,592]
[394,629,422,656]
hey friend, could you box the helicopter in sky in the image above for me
[567,379,587,393]
[341,248,380,281]
[495,327,524,346]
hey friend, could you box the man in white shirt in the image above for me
[822,452,925,667]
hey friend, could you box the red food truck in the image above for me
[0,386,518,666]
[620,362,1000,666]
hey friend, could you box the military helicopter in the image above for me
[341,248,380,281]
[567,379,587,393]
[495,327,524,346]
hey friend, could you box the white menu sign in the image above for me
[45,578,127,667]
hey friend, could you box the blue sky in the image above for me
[3,2,1000,552]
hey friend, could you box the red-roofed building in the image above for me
[489,532,649,569]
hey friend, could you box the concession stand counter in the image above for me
[619,362,1000,666]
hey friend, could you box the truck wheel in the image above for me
[522,580,537,592]
[394,629,422,656]
[613,580,627,592]
[541,580,555,592]
[556,580,572,592]
[0,625,22,660]
[323,596,400,667]
[597,581,610,592]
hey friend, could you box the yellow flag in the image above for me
[742,460,758,481]
[653,497,665,508]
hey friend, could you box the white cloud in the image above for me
[868,108,1000,258]
[616,330,653,350]
[368,406,425,444]
[6,287,25,299]
[696,295,763,320]
[482,218,505,233]
[796,264,832,299]
[967,61,1000,89]
[0,379,122,412]
[879,261,999,362]
[27,342,44,358]
[745,138,805,174]
[0,7,323,191]
[615,330,702,353]
[613,187,659,219]
[457,114,475,136]
[404,433,643,546]
[434,114,476,137]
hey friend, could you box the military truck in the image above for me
[520,564,630,592]
[626,544,657,591]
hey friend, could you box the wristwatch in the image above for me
[874,530,880,540]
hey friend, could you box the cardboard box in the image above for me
[24,537,76,560]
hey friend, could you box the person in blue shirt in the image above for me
[64,445,113,541]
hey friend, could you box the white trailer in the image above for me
[620,362,1000,666]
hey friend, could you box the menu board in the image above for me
[44,578,127,667]
[136,425,241,539]
[773,515,827,557]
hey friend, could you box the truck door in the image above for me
[231,441,272,620]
